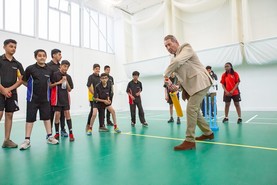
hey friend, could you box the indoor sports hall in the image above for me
[0,0,277,185]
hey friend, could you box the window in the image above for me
[90,10,98,50]
[49,9,59,42]
[71,2,80,46]
[38,0,48,39]
[83,9,90,48]
[0,0,3,29]
[1,0,114,53]
[59,0,69,12]
[49,0,59,9]
[107,17,114,53]
[99,14,107,52]
[60,13,70,44]
[21,0,35,36]
[5,0,20,33]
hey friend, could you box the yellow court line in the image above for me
[121,132,277,151]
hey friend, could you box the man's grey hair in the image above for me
[164,35,178,42]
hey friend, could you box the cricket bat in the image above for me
[170,91,183,117]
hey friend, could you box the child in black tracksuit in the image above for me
[126,71,148,127]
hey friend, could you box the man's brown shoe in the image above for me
[174,141,196,151]
[2,140,18,148]
[195,133,214,141]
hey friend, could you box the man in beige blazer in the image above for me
[163,35,214,150]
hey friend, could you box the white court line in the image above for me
[251,122,277,125]
[217,115,224,119]
[245,115,258,123]
[255,117,277,120]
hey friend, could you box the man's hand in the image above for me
[168,84,179,92]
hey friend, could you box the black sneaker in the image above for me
[107,120,114,126]
[142,122,148,127]
[237,118,242,124]
[222,117,229,123]
[167,117,174,123]
[131,122,135,127]
[177,117,181,124]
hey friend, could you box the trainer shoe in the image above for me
[85,124,90,132]
[54,133,60,140]
[99,127,109,132]
[142,122,148,127]
[114,127,121,133]
[2,139,18,148]
[107,120,114,126]
[177,117,181,124]
[237,118,242,124]
[167,117,174,123]
[69,134,75,142]
[195,133,214,141]
[61,130,68,137]
[47,136,59,145]
[131,122,135,127]
[87,129,92,135]
[222,117,229,123]
[19,139,31,150]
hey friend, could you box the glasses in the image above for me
[101,77,108,79]
[224,66,230,68]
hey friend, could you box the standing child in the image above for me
[19,49,59,150]
[201,66,218,118]
[94,73,121,133]
[163,72,181,124]
[126,71,148,127]
[220,62,242,124]
[0,39,24,148]
[51,60,75,141]
[47,49,68,137]
[104,65,114,126]
[86,64,108,135]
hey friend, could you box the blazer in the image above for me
[164,43,212,97]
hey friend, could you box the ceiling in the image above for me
[113,0,164,15]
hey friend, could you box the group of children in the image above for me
[85,67,149,135]
[85,64,122,135]
[0,39,150,151]
[0,39,77,150]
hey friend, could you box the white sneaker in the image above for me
[20,139,31,150]
[47,136,59,145]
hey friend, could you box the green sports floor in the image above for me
[0,110,277,185]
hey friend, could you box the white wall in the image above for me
[113,0,277,112]
[136,63,277,112]
[0,31,116,119]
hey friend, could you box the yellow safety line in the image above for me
[121,132,277,151]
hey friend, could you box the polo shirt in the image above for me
[87,73,100,101]
[220,72,240,96]
[126,80,142,101]
[94,82,112,107]
[0,54,24,93]
[47,60,60,72]
[23,63,53,102]
[51,71,73,106]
